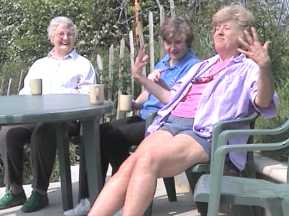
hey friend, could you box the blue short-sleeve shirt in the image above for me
[139,50,199,119]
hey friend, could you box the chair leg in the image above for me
[281,199,289,216]
[231,205,263,216]
[196,202,208,216]
[143,201,153,216]
[78,142,89,201]
[163,177,177,202]
[268,199,285,216]
[185,169,202,194]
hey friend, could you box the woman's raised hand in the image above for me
[132,46,149,80]
[238,27,271,70]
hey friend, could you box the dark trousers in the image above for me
[0,122,79,193]
[100,115,146,178]
[77,116,146,199]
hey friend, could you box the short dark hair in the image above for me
[160,16,194,48]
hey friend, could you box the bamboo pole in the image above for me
[137,19,144,48]
[132,0,145,82]
[133,0,144,47]
[149,11,155,74]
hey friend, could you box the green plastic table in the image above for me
[0,94,113,210]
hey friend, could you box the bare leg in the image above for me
[122,130,209,216]
[88,154,138,216]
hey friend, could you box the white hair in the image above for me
[47,16,77,40]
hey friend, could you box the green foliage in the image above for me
[0,0,288,165]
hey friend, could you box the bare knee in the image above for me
[133,150,160,175]
[114,154,138,178]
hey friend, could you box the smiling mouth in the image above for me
[171,51,180,55]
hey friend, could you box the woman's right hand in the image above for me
[131,46,149,80]
[147,69,162,82]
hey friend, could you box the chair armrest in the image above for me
[206,118,289,216]
[212,112,258,142]
[210,112,259,158]
[216,118,289,149]
[208,136,289,215]
[214,112,259,129]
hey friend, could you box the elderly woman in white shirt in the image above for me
[0,16,95,213]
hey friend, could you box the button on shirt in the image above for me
[19,49,96,95]
[139,50,199,119]
[147,53,279,170]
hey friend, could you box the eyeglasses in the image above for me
[192,75,213,84]
[56,32,74,38]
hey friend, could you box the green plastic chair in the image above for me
[189,113,259,215]
[144,112,258,216]
[194,118,289,216]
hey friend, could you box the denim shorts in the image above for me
[159,114,211,155]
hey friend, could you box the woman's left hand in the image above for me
[239,27,274,108]
[238,27,271,70]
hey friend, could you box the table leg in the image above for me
[82,117,103,204]
[56,122,73,210]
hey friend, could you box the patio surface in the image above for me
[0,165,199,216]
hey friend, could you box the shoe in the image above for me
[113,210,122,216]
[0,190,27,210]
[21,191,48,213]
[64,198,91,216]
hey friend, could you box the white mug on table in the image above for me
[29,79,42,95]
[118,94,133,112]
[89,84,105,105]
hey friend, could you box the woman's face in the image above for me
[51,23,75,55]
[213,20,243,57]
[164,36,188,65]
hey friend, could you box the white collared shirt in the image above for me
[19,49,96,95]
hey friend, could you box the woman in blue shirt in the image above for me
[100,16,199,177]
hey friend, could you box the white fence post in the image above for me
[159,5,165,58]
[17,70,24,93]
[116,38,126,120]
[108,44,114,101]
[169,0,176,17]
[149,11,155,74]
[0,79,4,95]
[129,30,135,97]
[7,78,12,96]
[96,54,104,83]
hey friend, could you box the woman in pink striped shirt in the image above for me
[89,4,278,216]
